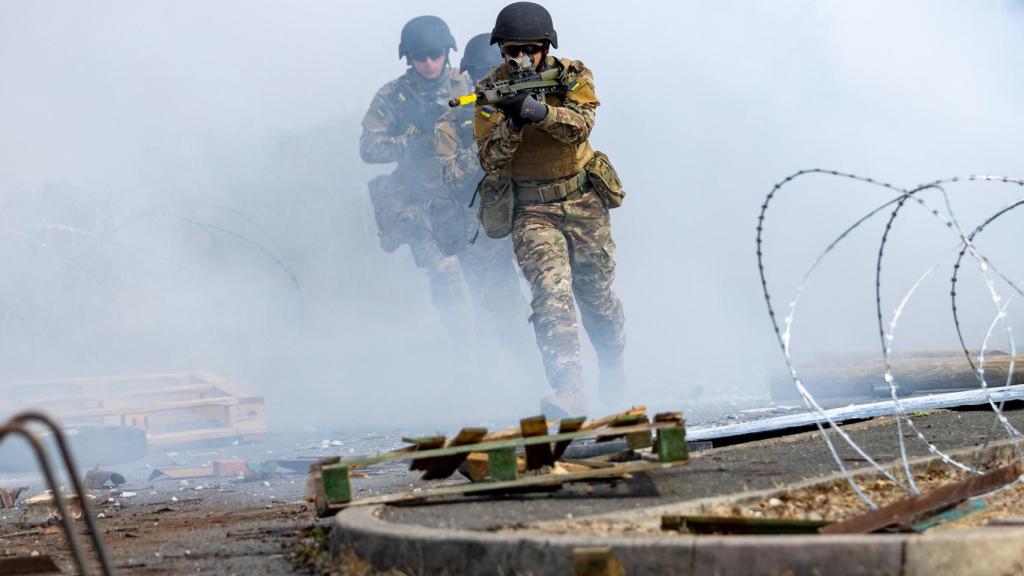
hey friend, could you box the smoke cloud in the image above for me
[2,1,1024,429]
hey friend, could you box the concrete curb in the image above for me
[333,504,1024,575]
[331,437,1024,575]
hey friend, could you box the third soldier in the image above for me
[473,2,628,417]
[360,15,474,341]
[435,33,534,363]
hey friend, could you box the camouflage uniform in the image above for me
[360,67,475,339]
[474,55,626,391]
[436,104,533,357]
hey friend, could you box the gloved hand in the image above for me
[496,92,527,117]
[497,93,529,130]
[404,130,436,157]
[518,94,549,124]
[497,93,548,130]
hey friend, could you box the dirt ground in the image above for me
[0,430,421,575]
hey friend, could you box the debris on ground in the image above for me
[0,371,267,449]
[0,486,28,508]
[21,491,88,526]
[84,467,127,489]
[308,408,689,516]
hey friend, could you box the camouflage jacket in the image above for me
[360,67,473,188]
[474,55,600,181]
[435,104,480,193]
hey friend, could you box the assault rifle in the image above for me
[448,55,565,108]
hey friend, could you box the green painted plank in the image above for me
[319,459,687,514]
[657,427,688,462]
[322,421,683,472]
[487,447,518,481]
[322,465,351,504]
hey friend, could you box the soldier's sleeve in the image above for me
[437,116,483,189]
[474,104,523,174]
[535,62,600,145]
[359,89,405,164]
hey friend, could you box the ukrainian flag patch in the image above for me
[480,106,494,118]
[569,82,582,92]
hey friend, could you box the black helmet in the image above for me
[490,2,558,48]
[460,33,503,78]
[399,15,457,59]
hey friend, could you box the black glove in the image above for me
[497,93,529,130]
[496,92,527,117]
[404,130,435,157]
[518,94,549,124]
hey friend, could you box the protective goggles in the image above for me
[501,44,544,57]
[410,47,447,61]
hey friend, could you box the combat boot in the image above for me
[598,349,628,406]
[540,370,588,419]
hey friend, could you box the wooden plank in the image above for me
[553,417,586,460]
[146,420,267,447]
[24,383,222,407]
[581,407,647,431]
[56,395,244,420]
[408,436,447,472]
[318,459,686,515]
[325,420,683,471]
[521,416,555,470]
[910,499,986,533]
[421,428,487,480]
[820,462,1024,534]
[149,465,214,480]
[662,515,829,535]
[0,555,61,575]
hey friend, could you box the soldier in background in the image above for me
[435,33,533,362]
[474,2,628,418]
[359,15,474,341]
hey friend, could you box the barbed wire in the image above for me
[758,169,1024,505]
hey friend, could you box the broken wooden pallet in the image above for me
[309,409,688,517]
[820,461,1024,534]
[0,372,266,447]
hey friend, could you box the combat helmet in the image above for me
[490,2,558,48]
[460,33,503,79]
[399,15,457,59]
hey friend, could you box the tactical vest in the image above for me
[479,57,598,182]
[391,69,473,189]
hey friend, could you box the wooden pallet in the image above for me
[0,372,266,447]
[309,408,689,517]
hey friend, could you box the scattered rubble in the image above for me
[84,467,127,489]
[0,486,28,508]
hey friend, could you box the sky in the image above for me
[1,1,1024,429]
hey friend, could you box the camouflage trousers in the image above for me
[459,231,533,359]
[511,184,626,389]
[408,235,474,342]
[369,175,474,341]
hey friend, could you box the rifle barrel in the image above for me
[448,93,478,108]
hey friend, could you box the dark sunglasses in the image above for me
[410,47,446,61]
[502,44,544,57]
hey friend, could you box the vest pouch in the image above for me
[586,151,625,208]
[476,174,514,239]
[367,174,402,252]
[429,196,468,257]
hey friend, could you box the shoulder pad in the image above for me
[558,58,586,75]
